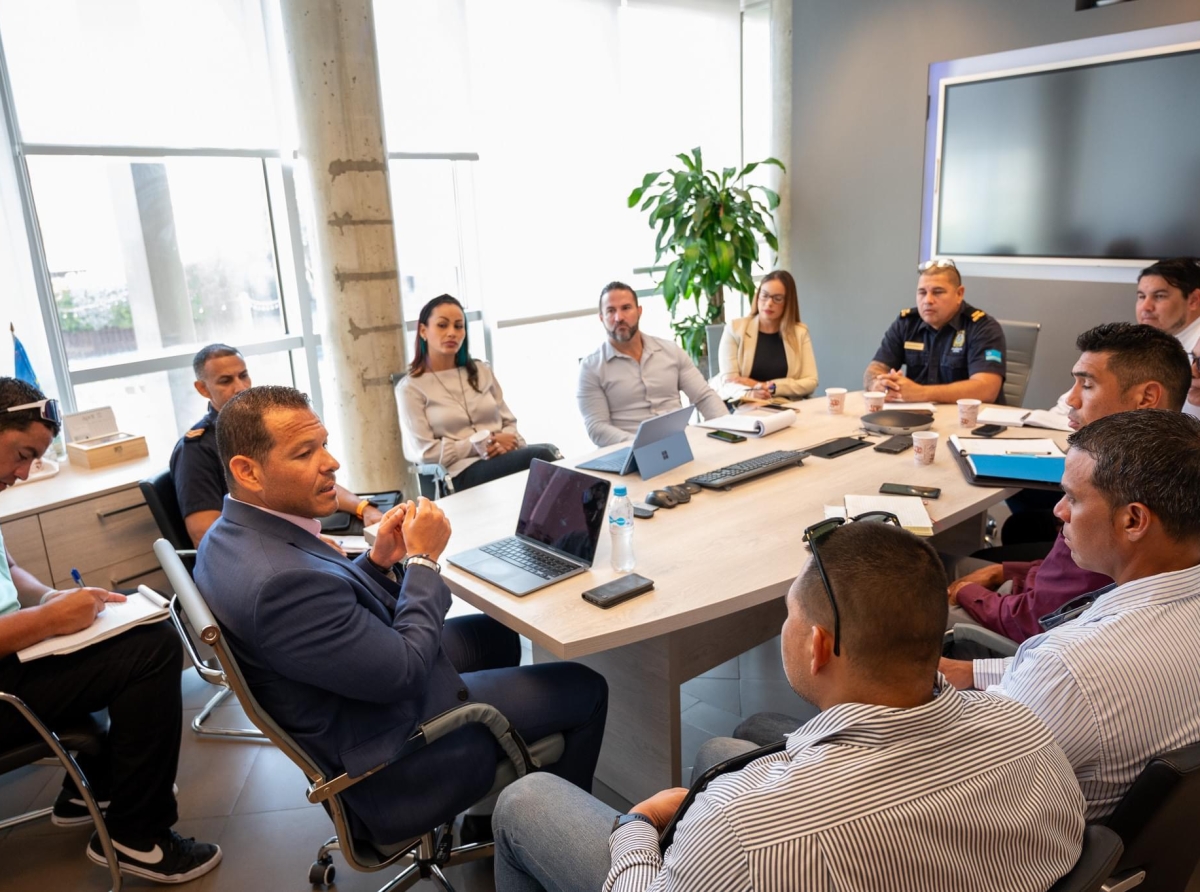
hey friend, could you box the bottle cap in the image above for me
[613,486,627,497]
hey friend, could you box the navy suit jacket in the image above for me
[195,497,467,781]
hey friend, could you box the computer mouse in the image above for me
[664,484,691,504]
[645,489,679,509]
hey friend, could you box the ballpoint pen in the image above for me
[1004,450,1055,456]
[71,568,85,588]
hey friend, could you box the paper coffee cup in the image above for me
[826,388,847,414]
[470,429,492,459]
[912,431,939,465]
[957,398,981,428]
[864,391,885,413]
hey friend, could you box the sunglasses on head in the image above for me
[918,258,957,273]
[802,511,901,656]
[5,398,63,427]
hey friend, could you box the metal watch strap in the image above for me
[611,812,654,834]
[402,554,441,574]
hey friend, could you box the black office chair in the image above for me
[1099,741,1200,892]
[140,469,265,743]
[0,696,121,891]
[153,538,565,891]
[1048,825,1124,892]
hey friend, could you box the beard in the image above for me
[608,320,639,343]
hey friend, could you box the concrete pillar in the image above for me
[769,0,792,269]
[278,0,416,497]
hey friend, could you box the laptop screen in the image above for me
[516,460,611,564]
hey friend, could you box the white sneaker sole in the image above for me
[86,842,222,884]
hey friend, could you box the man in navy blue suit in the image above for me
[194,385,607,845]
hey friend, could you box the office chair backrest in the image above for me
[1046,825,1123,892]
[1103,740,1200,891]
[140,469,193,551]
[705,323,724,379]
[997,319,1041,408]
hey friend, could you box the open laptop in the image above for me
[576,404,695,480]
[447,460,611,596]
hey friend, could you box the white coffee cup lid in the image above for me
[957,398,981,406]
[827,387,847,394]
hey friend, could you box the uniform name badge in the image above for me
[903,341,924,351]
[951,330,966,353]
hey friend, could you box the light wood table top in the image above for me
[437,394,1069,660]
[0,451,168,523]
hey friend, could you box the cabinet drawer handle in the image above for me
[96,502,148,520]
[111,567,159,587]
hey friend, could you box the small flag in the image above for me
[11,323,41,390]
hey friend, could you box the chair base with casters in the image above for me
[0,695,121,891]
[154,537,568,892]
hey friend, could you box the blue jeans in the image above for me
[493,738,759,892]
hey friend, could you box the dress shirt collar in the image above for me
[600,333,662,364]
[917,301,974,336]
[1175,315,1200,353]
[785,674,962,756]
[204,403,218,424]
[229,496,323,539]
[1075,561,1200,624]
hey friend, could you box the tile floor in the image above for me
[0,634,805,892]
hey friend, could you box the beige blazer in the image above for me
[713,314,819,399]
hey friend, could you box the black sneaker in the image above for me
[87,830,221,884]
[53,783,179,827]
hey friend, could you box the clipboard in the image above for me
[950,445,1063,491]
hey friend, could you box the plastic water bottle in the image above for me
[609,486,636,572]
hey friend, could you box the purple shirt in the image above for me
[956,532,1112,642]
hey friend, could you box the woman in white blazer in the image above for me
[713,270,818,400]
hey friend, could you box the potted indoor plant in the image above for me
[628,147,784,370]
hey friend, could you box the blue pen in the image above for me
[71,568,85,588]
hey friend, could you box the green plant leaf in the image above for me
[676,153,695,171]
[759,187,780,210]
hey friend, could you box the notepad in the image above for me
[17,586,170,662]
[697,409,797,437]
[843,494,934,537]
[977,407,1072,432]
[950,436,1064,457]
[967,454,1065,484]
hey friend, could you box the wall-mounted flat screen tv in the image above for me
[935,48,1200,260]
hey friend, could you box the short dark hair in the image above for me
[796,521,948,679]
[216,386,312,487]
[1067,409,1200,541]
[1075,323,1191,412]
[192,343,243,381]
[0,377,60,438]
[598,281,638,312]
[1139,257,1200,297]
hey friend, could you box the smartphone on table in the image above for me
[582,574,655,609]
[973,424,1007,437]
[873,434,912,454]
[879,482,941,499]
[707,430,746,444]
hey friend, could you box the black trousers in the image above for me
[0,621,182,842]
[451,444,561,493]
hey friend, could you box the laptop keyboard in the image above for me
[481,538,578,580]
[580,447,631,473]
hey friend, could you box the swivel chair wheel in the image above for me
[309,858,335,885]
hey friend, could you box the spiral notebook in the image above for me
[17,586,170,662]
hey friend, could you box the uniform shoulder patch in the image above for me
[900,308,912,318]
[970,309,986,322]
[185,427,205,440]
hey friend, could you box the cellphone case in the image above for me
[582,574,654,608]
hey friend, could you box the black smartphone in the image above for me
[873,434,913,454]
[973,424,1007,437]
[707,430,747,444]
[880,482,941,499]
[582,574,655,609]
[758,403,791,411]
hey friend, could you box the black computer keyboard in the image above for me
[686,449,806,490]
[481,538,578,580]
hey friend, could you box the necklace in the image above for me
[428,365,477,431]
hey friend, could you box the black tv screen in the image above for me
[936,49,1200,260]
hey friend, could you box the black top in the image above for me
[169,404,226,519]
[749,330,788,383]
[871,301,1008,405]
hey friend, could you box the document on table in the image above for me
[949,436,1064,457]
[843,494,934,537]
[950,436,1065,484]
[884,402,937,413]
[697,409,797,437]
[977,407,1072,432]
[18,586,170,662]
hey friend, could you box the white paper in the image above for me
[823,504,847,520]
[843,494,933,536]
[697,409,797,437]
[328,535,369,554]
[1023,410,1073,432]
[886,401,937,412]
[63,406,118,443]
[18,586,169,662]
[950,435,1063,457]
[977,407,1072,432]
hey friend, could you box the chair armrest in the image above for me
[417,463,455,497]
[950,623,1019,658]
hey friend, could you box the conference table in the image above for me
[435,393,1070,803]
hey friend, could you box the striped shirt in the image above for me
[604,677,1084,892]
[977,562,1200,820]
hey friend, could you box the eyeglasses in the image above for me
[802,511,901,656]
[918,258,958,273]
[757,292,786,305]
[5,398,63,427]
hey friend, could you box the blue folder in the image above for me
[968,454,1065,484]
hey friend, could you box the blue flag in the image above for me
[12,327,41,390]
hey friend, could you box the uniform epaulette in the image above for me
[900,308,912,318]
[970,309,986,322]
[185,427,206,440]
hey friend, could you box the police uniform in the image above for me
[871,300,1008,405]
[169,404,226,522]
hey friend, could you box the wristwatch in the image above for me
[402,553,442,574]
[767,382,776,396]
[611,813,654,834]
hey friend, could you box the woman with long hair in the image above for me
[712,270,818,400]
[396,295,560,495]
